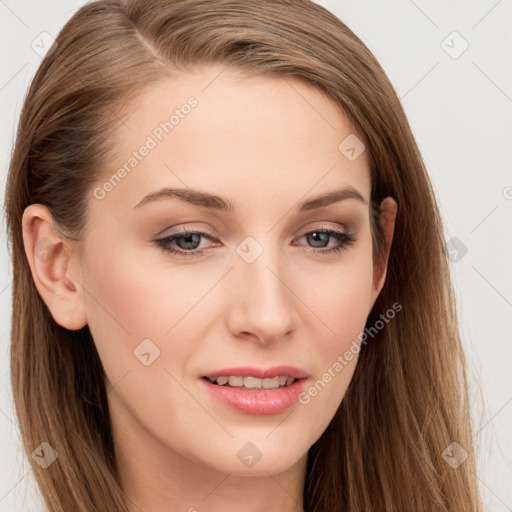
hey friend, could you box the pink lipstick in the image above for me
[200,365,308,415]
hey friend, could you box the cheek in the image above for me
[294,255,374,416]
[80,243,173,386]
[304,253,374,344]
[82,241,198,337]
[81,241,223,385]
[81,245,205,444]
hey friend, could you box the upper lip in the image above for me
[202,365,308,380]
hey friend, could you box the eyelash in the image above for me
[154,228,357,258]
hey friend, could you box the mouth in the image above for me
[200,366,308,415]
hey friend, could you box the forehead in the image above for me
[90,66,370,219]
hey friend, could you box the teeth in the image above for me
[228,376,244,387]
[262,376,280,389]
[244,376,263,388]
[208,375,297,389]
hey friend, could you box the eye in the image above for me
[154,230,215,257]
[295,229,357,255]
[154,227,357,258]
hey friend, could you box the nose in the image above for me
[226,247,300,346]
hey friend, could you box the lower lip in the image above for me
[200,378,307,415]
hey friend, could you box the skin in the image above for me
[22,65,397,512]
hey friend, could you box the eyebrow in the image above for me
[133,186,368,212]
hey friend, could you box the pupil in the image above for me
[177,233,201,250]
[308,232,329,248]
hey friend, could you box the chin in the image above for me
[188,432,311,477]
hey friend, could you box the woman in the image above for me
[4,0,482,510]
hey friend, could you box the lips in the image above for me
[200,365,308,415]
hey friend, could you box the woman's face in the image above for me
[58,67,389,478]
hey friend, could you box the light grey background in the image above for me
[1,1,511,510]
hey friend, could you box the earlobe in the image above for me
[22,204,87,330]
[369,196,398,311]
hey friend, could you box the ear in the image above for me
[368,196,398,312]
[21,204,87,330]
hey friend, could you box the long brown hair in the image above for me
[4,0,482,510]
